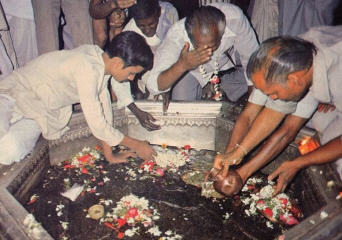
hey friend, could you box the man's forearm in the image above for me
[226,114,252,153]
[157,61,187,91]
[240,115,307,178]
[295,137,342,168]
[89,0,116,19]
[238,107,286,156]
[127,102,139,114]
[225,103,263,153]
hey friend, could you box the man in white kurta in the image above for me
[211,26,342,196]
[0,31,156,165]
[147,3,259,102]
[123,0,178,98]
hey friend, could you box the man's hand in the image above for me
[101,140,136,164]
[133,140,156,161]
[219,152,243,177]
[209,151,242,180]
[317,103,335,113]
[114,0,136,9]
[179,42,212,71]
[137,111,161,131]
[106,151,137,164]
[268,161,301,196]
[128,103,161,131]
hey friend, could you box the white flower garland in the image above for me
[198,57,222,101]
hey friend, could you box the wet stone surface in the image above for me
[23,145,300,240]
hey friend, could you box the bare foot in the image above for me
[106,151,137,164]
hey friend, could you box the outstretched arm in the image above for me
[237,114,307,182]
[214,105,286,177]
[269,136,342,195]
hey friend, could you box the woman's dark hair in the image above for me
[129,0,160,21]
[247,36,317,84]
[105,31,153,70]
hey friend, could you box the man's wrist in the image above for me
[175,59,190,73]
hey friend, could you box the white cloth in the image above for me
[0,94,41,165]
[0,45,132,147]
[0,2,18,80]
[146,3,259,96]
[251,0,278,42]
[1,0,38,67]
[278,0,340,36]
[1,0,34,20]
[5,15,38,67]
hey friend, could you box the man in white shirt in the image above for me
[0,31,156,165]
[123,0,178,99]
[210,26,342,196]
[146,3,259,105]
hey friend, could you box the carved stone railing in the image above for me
[126,101,222,150]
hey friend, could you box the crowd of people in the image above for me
[0,0,341,198]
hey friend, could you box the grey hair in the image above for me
[185,6,226,43]
[247,36,317,84]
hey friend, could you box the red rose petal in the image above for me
[263,208,273,218]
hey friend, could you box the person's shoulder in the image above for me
[208,2,243,19]
[159,0,176,10]
[68,45,104,69]
[300,26,342,47]
[167,17,185,33]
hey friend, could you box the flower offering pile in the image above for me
[98,194,182,239]
[139,144,191,177]
[240,177,303,228]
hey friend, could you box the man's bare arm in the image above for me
[238,114,307,181]
[225,102,263,153]
[237,107,286,156]
[218,106,286,176]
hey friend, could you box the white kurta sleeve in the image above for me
[75,64,124,147]
[146,20,186,95]
[110,77,133,108]
[249,88,298,114]
[162,1,179,24]
[292,91,319,119]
